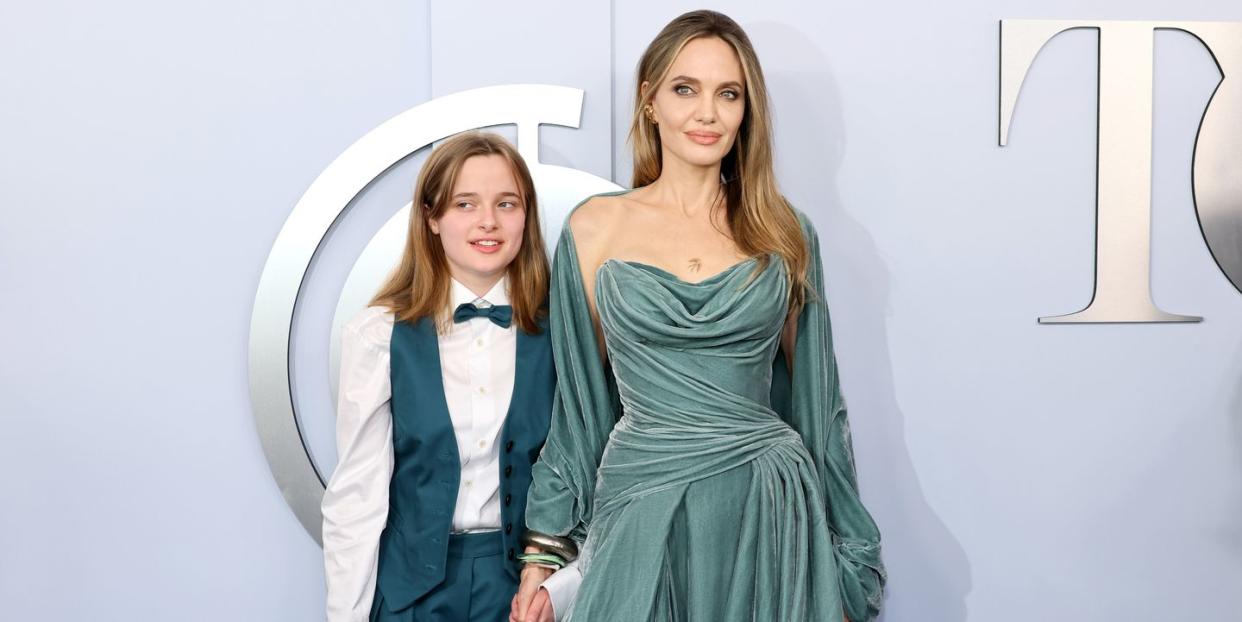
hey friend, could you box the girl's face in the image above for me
[429,154,527,295]
[647,36,747,171]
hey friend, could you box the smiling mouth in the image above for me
[471,239,503,253]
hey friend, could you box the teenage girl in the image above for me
[322,132,570,622]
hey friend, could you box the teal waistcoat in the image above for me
[375,315,555,611]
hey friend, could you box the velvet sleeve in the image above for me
[771,213,886,621]
[524,224,621,543]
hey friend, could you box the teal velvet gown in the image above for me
[526,206,886,621]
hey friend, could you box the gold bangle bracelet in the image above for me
[521,530,579,562]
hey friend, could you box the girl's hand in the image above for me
[509,554,554,622]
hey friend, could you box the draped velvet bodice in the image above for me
[596,256,788,422]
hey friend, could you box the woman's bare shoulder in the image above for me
[569,193,629,252]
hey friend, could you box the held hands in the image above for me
[511,585,553,622]
[510,548,555,622]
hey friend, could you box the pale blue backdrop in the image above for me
[2,1,1240,620]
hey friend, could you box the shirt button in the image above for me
[505,440,514,452]
[476,338,484,348]
[504,465,512,477]
[505,523,513,534]
[504,494,512,506]
[478,386,487,395]
[464,480,473,488]
[478,439,487,449]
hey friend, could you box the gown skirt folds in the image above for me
[525,204,887,622]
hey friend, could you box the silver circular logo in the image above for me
[248,85,621,543]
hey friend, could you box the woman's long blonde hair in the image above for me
[371,132,549,333]
[630,10,811,311]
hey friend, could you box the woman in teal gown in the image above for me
[513,10,885,622]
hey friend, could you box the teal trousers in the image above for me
[371,532,517,622]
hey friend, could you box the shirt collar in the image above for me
[450,275,510,309]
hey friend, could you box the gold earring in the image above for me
[645,104,657,124]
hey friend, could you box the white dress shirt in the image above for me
[322,277,577,621]
[440,278,515,531]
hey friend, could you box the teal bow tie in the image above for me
[453,302,513,328]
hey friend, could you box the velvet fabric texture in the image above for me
[526,208,885,621]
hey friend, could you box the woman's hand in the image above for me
[510,549,555,622]
[522,587,554,622]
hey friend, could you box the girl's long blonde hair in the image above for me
[630,10,811,312]
[371,132,549,333]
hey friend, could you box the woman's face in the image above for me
[429,154,527,294]
[647,36,746,171]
